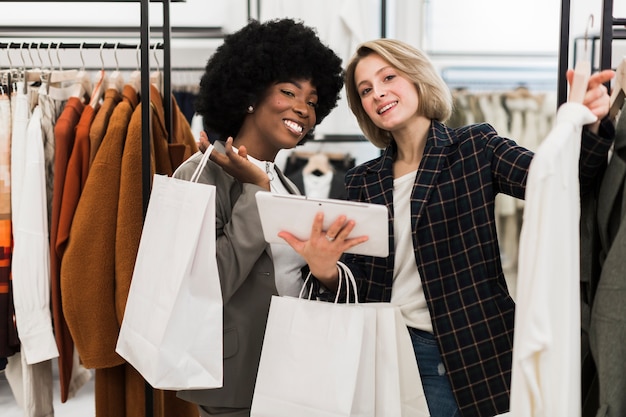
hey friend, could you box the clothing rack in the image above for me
[1,1,183,417]
[558,0,625,105]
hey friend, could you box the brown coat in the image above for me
[50,97,84,402]
[89,88,122,167]
[63,84,197,417]
[61,85,138,369]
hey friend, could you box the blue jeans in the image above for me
[408,327,460,417]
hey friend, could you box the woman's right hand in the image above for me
[278,212,369,291]
[208,136,270,190]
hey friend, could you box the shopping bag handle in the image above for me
[337,261,359,304]
[300,261,359,304]
[190,144,215,183]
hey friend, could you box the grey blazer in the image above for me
[174,143,300,408]
[588,108,626,417]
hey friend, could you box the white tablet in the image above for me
[255,191,389,257]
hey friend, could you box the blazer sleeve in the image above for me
[173,152,271,304]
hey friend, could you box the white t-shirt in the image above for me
[248,155,306,297]
[391,170,433,332]
[302,170,333,199]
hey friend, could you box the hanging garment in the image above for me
[167,92,199,169]
[172,90,197,123]
[38,85,66,229]
[288,169,348,199]
[89,88,122,167]
[8,101,57,417]
[60,103,98,401]
[510,102,597,417]
[61,83,198,417]
[5,351,54,417]
[49,96,85,403]
[0,90,19,362]
[589,105,626,417]
[61,84,139,370]
[12,102,58,364]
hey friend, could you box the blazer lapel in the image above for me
[411,121,454,229]
[275,166,301,195]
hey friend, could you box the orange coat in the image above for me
[89,88,122,166]
[50,97,84,402]
[61,85,138,369]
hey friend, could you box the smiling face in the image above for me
[354,53,420,135]
[240,79,318,161]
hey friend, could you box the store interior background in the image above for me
[2,0,625,165]
[1,0,626,415]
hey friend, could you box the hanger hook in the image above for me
[46,43,55,72]
[152,42,161,71]
[36,43,45,69]
[27,43,36,68]
[5,47,13,69]
[113,42,120,72]
[56,42,63,71]
[99,42,105,71]
[135,43,141,72]
[19,43,27,71]
[584,14,594,53]
[79,42,86,71]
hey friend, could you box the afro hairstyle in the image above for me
[196,18,344,142]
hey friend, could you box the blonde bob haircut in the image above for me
[345,38,453,149]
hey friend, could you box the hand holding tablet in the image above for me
[255,191,389,257]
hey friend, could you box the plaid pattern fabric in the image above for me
[341,120,615,417]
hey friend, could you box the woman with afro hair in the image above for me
[173,18,350,417]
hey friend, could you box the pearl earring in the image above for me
[247,105,254,113]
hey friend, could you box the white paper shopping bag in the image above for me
[335,262,429,416]
[251,270,376,417]
[116,148,222,390]
[370,304,430,417]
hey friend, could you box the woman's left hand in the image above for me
[197,130,211,153]
[567,69,614,133]
[208,137,270,189]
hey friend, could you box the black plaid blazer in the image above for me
[341,119,615,417]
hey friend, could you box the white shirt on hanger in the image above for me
[510,102,597,417]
